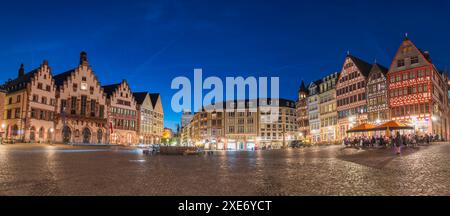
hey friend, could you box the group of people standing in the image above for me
[343,132,442,155]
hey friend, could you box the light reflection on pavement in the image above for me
[0,143,449,196]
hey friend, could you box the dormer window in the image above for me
[397,59,405,67]
[411,56,419,65]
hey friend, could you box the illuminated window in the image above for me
[81,83,88,91]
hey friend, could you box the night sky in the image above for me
[1,0,450,130]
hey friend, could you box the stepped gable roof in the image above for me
[102,83,121,98]
[53,69,76,87]
[2,65,39,93]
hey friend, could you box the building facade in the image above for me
[224,100,259,150]
[259,99,297,148]
[319,72,339,143]
[366,64,390,124]
[387,37,449,140]
[181,99,297,150]
[148,93,164,144]
[296,81,309,141]
[103,80,139,145]
[0,89,6,140]
[308,80,321,143]
[1,62,57,143]
[336,55,372,141]
[54,52,108,144]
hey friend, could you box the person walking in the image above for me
[395,132,402,155]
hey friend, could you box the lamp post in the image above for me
[49,128,54,145]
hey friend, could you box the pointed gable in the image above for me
[298,80,308,94]
[388,37,433,74]
[133,92,149,105]
[149,93,163,112]
[2,61,55,94]
[347,55,372,77]
[368,63,388,79]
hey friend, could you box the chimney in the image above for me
[18,64,25,78]
[43,60,49,66]
[80,51,88,66]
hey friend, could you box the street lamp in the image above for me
[49,128,54,145]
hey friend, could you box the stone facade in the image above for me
[308,80,321,143]
[296,81,309,141]
[182,99,297,150]
[103,80,139,145]
[0,89,6,139]
[1,62,57,143]
[53,52,108,144]
[134,92,164,144]
[148,93,164,143]
[0,52,165,145]
[319,72,339,143]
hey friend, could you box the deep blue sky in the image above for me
[1,0,450,130]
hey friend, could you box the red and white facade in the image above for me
[387,37,449,139]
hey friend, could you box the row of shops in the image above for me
[184,138,290,151]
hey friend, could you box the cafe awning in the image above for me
[346,123,377,133]
[373,120,414,131]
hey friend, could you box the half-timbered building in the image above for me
[387,37,449,139]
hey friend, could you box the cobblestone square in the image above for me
[0,143,449,196]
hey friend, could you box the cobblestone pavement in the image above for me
[0,143,449,196]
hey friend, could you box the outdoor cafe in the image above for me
[346,121,415,137]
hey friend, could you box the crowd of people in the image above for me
[343,132,444,154]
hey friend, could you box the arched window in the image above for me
[29,127,36,141]
[82,128,91,144]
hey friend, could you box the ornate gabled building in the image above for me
[367,63,390,124]
[134,92,164,144]
[103,80,139,145]
[319,72,339,143]
[387,37,449,139]
[336,55,372,141]
[0,89,6,139]
[307,80,322,143]
[53,52,108,144]
[1,61,57,143]
[148,93,164,143]
[296,80,309,141]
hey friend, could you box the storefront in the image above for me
[226,140,237,150]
